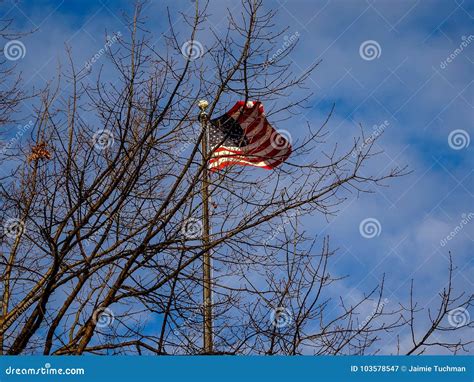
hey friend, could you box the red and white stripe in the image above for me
[209,101,292,171]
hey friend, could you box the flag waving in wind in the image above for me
[208,101,292,171]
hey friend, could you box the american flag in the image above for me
[208,101,292,171]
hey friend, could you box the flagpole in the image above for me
[198,99,213,354]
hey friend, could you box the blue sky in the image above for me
[1,0,472,354]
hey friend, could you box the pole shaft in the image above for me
[199,105,213,354]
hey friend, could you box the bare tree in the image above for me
[0,15,28,133]
[0,1,471,356]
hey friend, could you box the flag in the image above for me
[208,101,292,171]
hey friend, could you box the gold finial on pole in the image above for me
[198,99,209,111]
[198,99,209,124]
